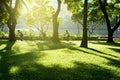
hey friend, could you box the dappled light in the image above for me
[9,66,20,74]
[0,40,120,79]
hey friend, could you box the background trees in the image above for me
[0,0,119,44]
[23,0,53,40]
[65,0,120,45]
[23,0,62,42]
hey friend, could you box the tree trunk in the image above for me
[53,17,59,42]
[9,26,16,41]
[107,31,114,43]
[3,0,18,41]
[52,0,61,42]
[7,14,16,41]
[80,0,88,48]
[107,20,120,43]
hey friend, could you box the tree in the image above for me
[64,0,88,48]
[52,0,61,42]
[22,0,53,40]
[0,0,27,41]
[80,0,88,48]
[98,0,120,43]
[89,0,120,43]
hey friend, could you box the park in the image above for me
[0,0,120,80]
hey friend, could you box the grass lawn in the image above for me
[0,40,120,80]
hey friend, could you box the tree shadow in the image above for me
[88,48,119,58]
[88,48,120,67]
[7,61,120,80]
[0,41,120,80]
[68,46,119,58]
[90,41,120,47]
[0,41,45,80]
[0,41,15,80]
[68,46,120,68]
[108,48,120,53]
[36,41,75,51]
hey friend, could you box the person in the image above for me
[64,30,70,41]
[17,30,23,41]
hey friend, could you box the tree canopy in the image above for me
[23,0,53,28]
[0,0,29,41]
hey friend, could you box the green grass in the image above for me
[0,40,120,80]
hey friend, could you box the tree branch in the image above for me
[54,0,61,17]
[99,0,111,31]
[112,20,120,32]
[2,1,11,14]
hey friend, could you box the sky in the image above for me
[83,0,92,3]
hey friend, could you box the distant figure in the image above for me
[17,30,23,41]
[64,30,70,41]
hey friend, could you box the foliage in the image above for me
[0,31,5,37]
[65,0,120,27]
[0,0,27,23]
[90,0,120,24]
[0,4,9,25]
[22,0,53,34]
[64,0,83,24]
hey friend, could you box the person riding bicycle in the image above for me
[17,30,23,41]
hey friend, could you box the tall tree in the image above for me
[98,0,120,43]
[64,0,88,48]
[23,0,53,40]
[89,0,120,43]
[52,0,61,42]
[1,0,27,41]
[80,0,88,48]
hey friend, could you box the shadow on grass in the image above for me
[68,46,120,68]
[90,41,120,47]
[5,62,120,80]
[0,41,15,80]
[0,41,45,80]
[88,48,119,58]
[36,41,75,51]
[108,48,120,53]
[68,46,119,58]
[0,41,120,80]
[88,48,120,67]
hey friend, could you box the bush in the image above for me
[0,31,5,37]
